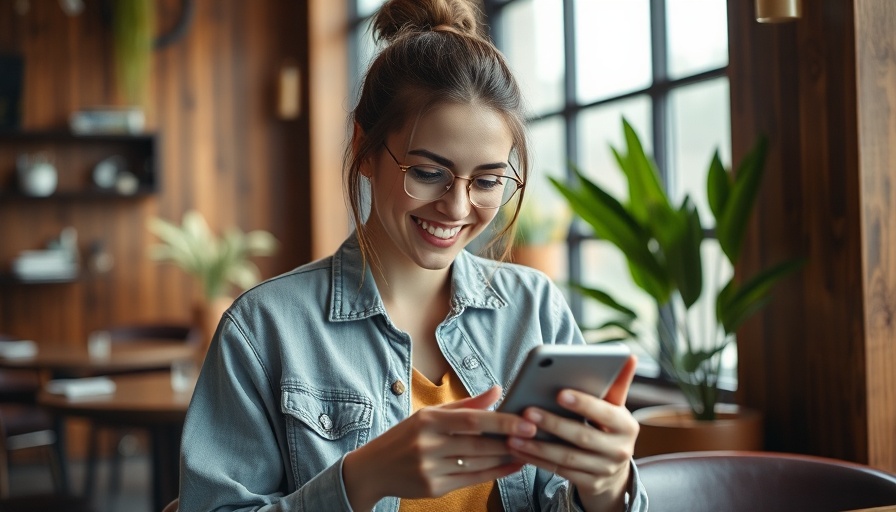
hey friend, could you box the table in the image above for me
[0,340,197,497]
[38,371,192,512]
[0,340,197,376]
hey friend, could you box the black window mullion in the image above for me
[649,0,676,377]
[649,0,669,179]
[562,0,584,320]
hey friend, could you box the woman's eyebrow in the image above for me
[408,148,508,171]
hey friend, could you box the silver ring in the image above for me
[456,458,465,467]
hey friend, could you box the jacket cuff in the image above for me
[293,454,355,511]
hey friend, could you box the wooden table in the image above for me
[0,339,198,498]
[0,340,197,376]
[38,371,192,512]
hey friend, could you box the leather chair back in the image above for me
[636,450,896,512]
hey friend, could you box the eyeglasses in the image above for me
[382,144,524,209]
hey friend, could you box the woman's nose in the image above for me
[437,179,473,219]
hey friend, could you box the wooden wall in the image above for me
[0,0,310,346]
[729,0,896,471]
[855,0,896,473]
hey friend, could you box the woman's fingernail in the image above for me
[516,422,536,436]
[509,437,525,448]
[560,391,576,405]
[526,410,543,423]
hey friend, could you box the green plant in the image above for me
[147,210,279,302]
[504,176,572,247]
[513,194,572,246]
[113,0,154,106]
[550,119,802,421]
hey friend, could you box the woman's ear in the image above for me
[352,122,373,178]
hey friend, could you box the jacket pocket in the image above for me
[280,384,373,486]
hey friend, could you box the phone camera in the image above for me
[539,358,553,368]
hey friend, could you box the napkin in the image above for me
[0,339,38,359]
[46,377,117,398]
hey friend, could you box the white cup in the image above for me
[87,330,111,359]
[171,359,198,393]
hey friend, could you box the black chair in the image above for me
[0,335,65,498]
[636,450,896,512]
[0,335,91,512]
[0,494,94,512]
[84,324,198,500]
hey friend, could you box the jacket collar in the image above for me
[329,234,507,322]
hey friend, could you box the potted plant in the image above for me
[550,119,802,456]
[147,210,278,356]
[507,182,572,280]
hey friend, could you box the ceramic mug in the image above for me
[17,154,58,196]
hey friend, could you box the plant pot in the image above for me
[633,404,763,458]
[191,296,233,363]
[512,242,566,280]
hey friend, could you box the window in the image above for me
[346,0,734,387]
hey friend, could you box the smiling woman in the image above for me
[361,103,515,273]
[177,0,648,510]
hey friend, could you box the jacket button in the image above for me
[462,355,480,370]
[318,413,333,431]
[391,379,406,395]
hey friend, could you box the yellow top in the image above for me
[397,368,503,512]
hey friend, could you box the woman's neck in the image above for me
[372,254,451,307]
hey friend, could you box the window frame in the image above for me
[346,0,733,390]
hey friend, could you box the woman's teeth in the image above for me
[416,219,461,239]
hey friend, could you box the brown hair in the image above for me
[345,0,528,266]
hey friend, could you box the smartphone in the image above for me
[494,343,631,443]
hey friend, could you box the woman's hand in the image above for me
[342,385,537,511]
[506,355,640,512]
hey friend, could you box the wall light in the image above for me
[756,0,801,23]
[278,60,301,120]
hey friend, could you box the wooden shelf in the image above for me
[0,187,156,200]
[0,274,79,285]
[0,130,159,197]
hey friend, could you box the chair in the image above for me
[0,335,66,498]
[635,450,896,512]
[0,494,94,512]
[84,324,198,499]
[103,324,200,352]
[161,497,178,512]
[0,336,90,512]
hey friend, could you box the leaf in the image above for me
[706,151,729,221]
[228,261,262,291]
[717,259,804,334]
[677,342,730,373]
[571,284,638,318]
[146,210,279,300]
[716,137,768,264]
[246,230,280,255]
[552,169,671,302]
[596,319,638,339]
[616,119,674,225]
[662,197,704,309]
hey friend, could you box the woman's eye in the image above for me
[473,174,504,190]
[409,166,449,184]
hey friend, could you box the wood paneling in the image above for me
[0,1,310,346]
[856,0,896,473]
[309,0,350,259]
[729,0,896,471]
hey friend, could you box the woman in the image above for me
[179,0,647,510]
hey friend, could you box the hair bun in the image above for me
[372,0,483,43]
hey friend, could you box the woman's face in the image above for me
[364,101,514,271]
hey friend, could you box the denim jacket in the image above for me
[179,235,648,511]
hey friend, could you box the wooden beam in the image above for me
[730,0,896,471]
[308,0,351,259]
